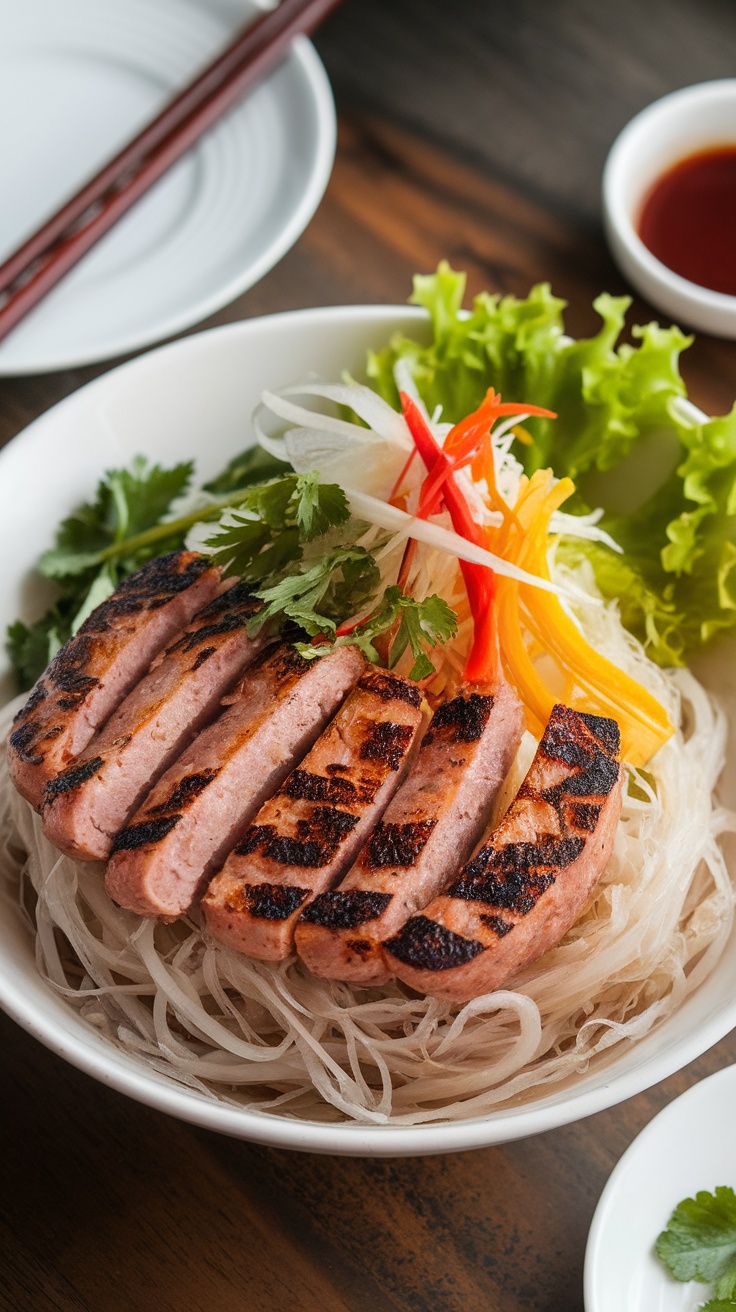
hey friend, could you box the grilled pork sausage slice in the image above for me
[202,671,426,961]
[295,680,524,985]
[8,552,220,810]
[385,705,623,1002]
[41,583,266,861]
[104,644,366,919]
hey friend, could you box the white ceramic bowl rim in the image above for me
[603,79,736,313]
[1,305,735,1156]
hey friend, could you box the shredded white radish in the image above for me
[2,552,734,1127]
[248,380,609,605]
[261,383,414,448]
[342,488,565,593]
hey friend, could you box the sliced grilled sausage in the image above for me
[41,583,266,861]
[8,551,221,810]
[104,644,366,919]
[295,679,524,985]
[202,671,426,961]
[385,705,623,1002]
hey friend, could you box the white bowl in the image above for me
[1,306,735,1156]
[603,80,736,336]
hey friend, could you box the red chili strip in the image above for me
[400,392,499,684]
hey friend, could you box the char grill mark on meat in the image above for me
[13,683,48,721]
[191,647,217,671]
[8,551,221,810]
[361,671,422,708]
[367,819,437,868]
[104,643,367,919]
[225,883,311,921]
[294,680,524,986]
[387,916,486,971]
[147,770,219,815]
[39,580,265,861]
[385,704,623,1001]
[111,815,181,852]
[241,807,361,869]
[300,890,393,930]
[359,720,415,770]
[480,914,514,938]
[421,692,493,745]
[447,836,585,911]
[281,770,364,807]
[9,721,46,767]
[111,769,220,852]
[43,756,104,802]
[202,669,425,960]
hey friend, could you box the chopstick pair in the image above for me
[0,0,342,348]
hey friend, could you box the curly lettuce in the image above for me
[368,262,736,665]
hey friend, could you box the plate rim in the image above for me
[583,1062,736,1310]
[0,7,337,376]
[1,304,735,1157]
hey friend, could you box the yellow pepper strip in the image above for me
[492,470,674,766]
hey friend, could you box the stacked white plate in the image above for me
[0,0,336,372]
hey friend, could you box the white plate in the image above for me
[0,0,335,374]
[585,1064,736,1311]
[0,306,735,1155]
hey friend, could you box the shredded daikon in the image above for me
[2,552,734,1127]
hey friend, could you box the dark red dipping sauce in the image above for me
[638,147,736,295]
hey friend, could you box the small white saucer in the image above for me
[603,81,736,337]
[0,0,336,374]
[585,1064,736,1311]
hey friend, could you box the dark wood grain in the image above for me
[2,2,736,1310]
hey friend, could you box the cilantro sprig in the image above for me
[211,492,458,680]
[251,547,379,637]
[203,473,350,582]
[7,448,459,693]
[6,448,289,690]
[299,585,458,680]
[656,1186,736,1309]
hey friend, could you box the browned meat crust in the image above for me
[294,679,524,985]
[8,552,220,809]
[40,583,265,860]
[384,705,623,1001]
[202,670,426,960]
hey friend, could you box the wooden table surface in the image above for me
[3,2,736,1309]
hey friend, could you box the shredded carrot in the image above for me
[388,448,418,505]
[493,470,674,764]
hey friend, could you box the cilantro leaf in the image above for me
[387,590,458,679]
[6,448,328,692]
[37,458,194,580]
[300,586,458,681]
[6,616,65,690]
[204,474,350,582]
[656,1187,736,1298]
[295,475,351,541]
[203,446,291,494]
[111,457,194,541]
[252,548,380,639]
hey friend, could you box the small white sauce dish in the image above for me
[603,79,736,337]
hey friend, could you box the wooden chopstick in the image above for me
[0,0,342,347]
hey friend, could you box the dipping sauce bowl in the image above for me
[603,80,736,336]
